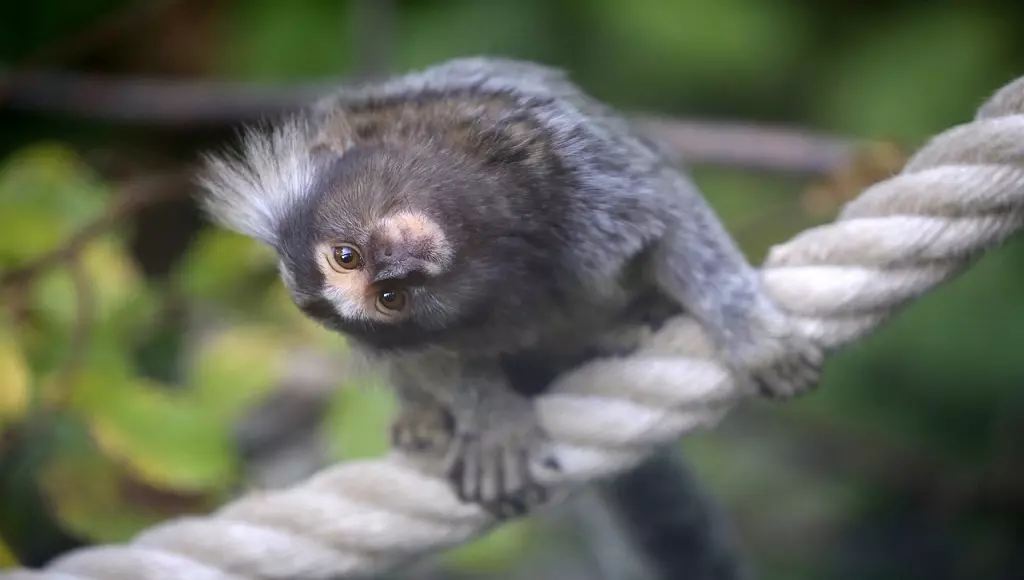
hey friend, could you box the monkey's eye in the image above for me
[329,245,362,272]
[376,289,408,313]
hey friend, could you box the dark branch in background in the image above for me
[0,68,860,174]
[600,447,751,580]
[635,116,858,176]
[0,68,336,126]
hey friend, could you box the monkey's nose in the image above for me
[371,258,428,286]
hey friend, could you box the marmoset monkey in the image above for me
[200,57,822,517]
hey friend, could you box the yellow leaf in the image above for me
[323,383,394,461]
[0,536,18,568]
[189,324,287,421]
[175,228,276,303]
[0,143,109,269]
[32,236,148,332]
[38,433,216,543]
[444,519,536,573]
[79,238,145,323]
[0,327,30,424]
[68,371,238,492]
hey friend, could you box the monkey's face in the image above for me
[269,144,505,352]
[278,206,460,346]
[201,120,558,353]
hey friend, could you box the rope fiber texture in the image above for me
[6,75,1024,580]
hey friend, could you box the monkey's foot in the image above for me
[443,410,560,519]
[390,402,455,456]
[741,330,824,399]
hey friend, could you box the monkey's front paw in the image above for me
[390,403,455,457]
[742,333,824,400]
[443,419,560,519]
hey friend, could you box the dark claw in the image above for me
[542,455,562,471]
[490,497,527,519]
[443,431,552,516]
[391,405,456,455]
[754,376,776,397]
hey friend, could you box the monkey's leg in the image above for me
[651,212,824,398]
[389,384,455,457]
[441,364,559,519]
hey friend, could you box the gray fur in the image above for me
[199,57,823,516]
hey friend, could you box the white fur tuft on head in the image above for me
[198,116,319,246]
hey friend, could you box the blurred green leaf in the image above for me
[67,371,238,493]
[0,144,109,269]
[38,423,215,544]
[189,324,286,422]
[812,9,1009,141]
[323,383,393,461]
[444,519,536,573]
[23,235,158,385]
[399,0,552,69]
[218,0,352,80]
[585,0,807,107]
[38,437,163,543]
[32,236,150,330]
[0,536,16,568]
[0,322,31,427]
[175,228,276,305]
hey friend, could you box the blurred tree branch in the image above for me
[0,68,861,174]
[0,65,873,290]
[0,172,191,288]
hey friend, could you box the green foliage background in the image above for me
[1,1,1023,579]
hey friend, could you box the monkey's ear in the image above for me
[197,116,320,247]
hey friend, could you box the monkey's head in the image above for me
[199,116,565,353]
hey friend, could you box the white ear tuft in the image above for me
[197,116,319,246]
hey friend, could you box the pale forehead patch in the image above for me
[377,211,454,274]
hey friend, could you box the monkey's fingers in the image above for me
[501,447,526,495]
[441,434,468,498]
[390,404,455,455]
[491,445,551,519]
[479,445,527,506]
[754,350,823,399]
[459,437,483,503]
[443,434,551,518]
[746,332,825,399]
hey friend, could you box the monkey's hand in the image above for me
[442,371,560,519]
[390,396,455,457]
[729,305,824,399]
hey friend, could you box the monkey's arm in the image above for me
[649,175,823,398]
[386,353,556,518]
[442,360,556,517]
[389,382,455,457]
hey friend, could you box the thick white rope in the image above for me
[6,76,1024,580]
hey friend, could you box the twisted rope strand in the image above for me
[5,75,1024,580]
